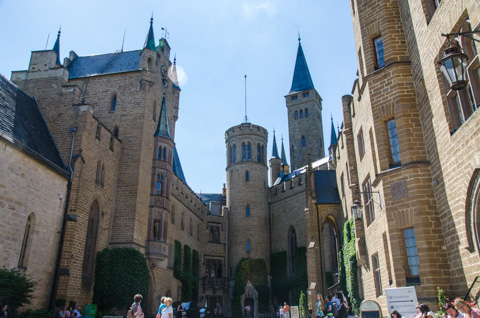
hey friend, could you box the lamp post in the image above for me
[351,200,363,220]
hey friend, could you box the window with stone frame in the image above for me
[287,227,297,277]
[373,36,385,69]
[100,165,105,187]
[424,0,441,21]
[305,108,309,117]
[245,170,249,182]
[246,205,250,217]
[18,213,35,269]
[386,119,401,166]
[158,146,162,160]
[439,20,480,134]
[208,224,221,243]
[295,111,298,120]
[301,136,306,147]
[247,142,252,161]
[82,201,100,281]
[340,173,345,197]
[242,142,247,161]
[372,253,383,297]
[153,219,162,240]
[205,258,224,277]
[363,176,375,226]
[233,144,237,163]
[300,109,304,119]
[403,228,420,284]
[190,219,193,236]
[110,94,117,112]
[247,239,251,253]
[357,128,365,160]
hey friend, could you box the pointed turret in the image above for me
[281,137,290,174]
[52,28,61,65]
[289,36,315,93]
[272,130,280,159]
[171,55,181,90]
[144,16,156,51]
[328,116,338,158]
[155,97,172,138]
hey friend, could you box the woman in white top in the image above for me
[161,297,173,318]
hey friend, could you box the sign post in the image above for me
[385,287,418,318]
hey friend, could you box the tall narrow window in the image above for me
[295,111,298,120]
[162,148,167,161]
[110,95,117,112]
[404,228,420,284]
[261,145,265,163]
[83,201,100,281]
[233,145,237,163]
[19,213,35,268]
[374,36,385,69]
[288,227,297,277]
[96,161,101,184]
[363,176,375,225]
[301,136,306,147]
[229,146,232,164]
[171,205,175,224]
[245,171,249,182]
[242,143,247,161]
[340,173,345,197]
[305,108,309,118]
[100,165,105,186]
[158,147,162,160]
[246,205,250,217]
[257,144,261,162]
[372,253,382,297]
[247,142,252,161]
[247,239,251,253]
[387,119,401,165]
[357,128,365,160]
[300,109,304,119]
[95,124,101,140]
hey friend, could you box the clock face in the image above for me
[160,64,168,88]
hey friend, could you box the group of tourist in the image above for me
[58,305,84,318]
[315,292,349,318]
[401,299,480,318]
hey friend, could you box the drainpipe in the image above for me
[49,127,77,310]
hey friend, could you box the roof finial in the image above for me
[151,13,154,24]
[298,31,301,43]
[174,53,176,65]
[144,15,156,50]
[52,25,61,65]
[244,74,249,123]
[121,30,126,52]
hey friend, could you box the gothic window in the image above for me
[156,174,163,195]
[246,205,250,217]
[110,94,117,112]
[373,36,385,69]
[18,213,35,269]
[300,109,304,119]
[372,253,382,297]
[233,144,237,163]
[158,147,162,160]
[147,58,153,71]
[205,258,224,277]
[247,142,252,161]
[403,228,420,284]
[242,143,247,161]
[387,119,401,166]
[245,171,249,182]
[100,165,105,186]
[295,111,298,120]
[363,176,375,226]
[305,108,309,117]
[357,128,365,160]
[287,227,297,277]
[247,239,251,253]
[257,144,261,162]
[163,148,167,161]
[340,173,345,197]
[95,124,101,140]
[209,224,221,243]
[301,136,306,147]
[424,0,441,20]
[229,146,232,164]
[261,145,265,163]
[82,201,100,281]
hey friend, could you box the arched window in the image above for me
[246,205,250,217]
[295,111,298,120]
[162,148,167,161]
[156,174,163,194]
[261,145,265,163]
[100,165,105,186]
[110,94,117,112]
[229,146,232,164]
[301,136,306,147]
[83,201,100,281]
[305,108,309,118]
[233,144,237,163]
[158,147,162,160]
[288,227,297,276]
[247,142,252,161]
[242,143,247,161]
[18,213,35,268]
[300,109,304,119]
[257,143,261,162]
[247,239,251,253]
[245,171,249,182]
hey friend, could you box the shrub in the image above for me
[92,248,149,311]
[0,267,36,313]
[54,298,66,308]
[299,291,308,318]
[18,309,56,318]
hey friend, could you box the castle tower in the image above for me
[225,122,269,274]
[328,117,338,158]
[280,136,290,175]
[286,38,324,170]
[269,130,281,184]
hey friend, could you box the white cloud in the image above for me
[242,1,277,19]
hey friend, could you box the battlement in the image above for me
[225,122,268,141]
[171,174,208,218]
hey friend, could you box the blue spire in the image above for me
[272,130,280,159]
[144,15,156,51]
[155,97,172,138]
[52,27,61,65]
[330,116,338,147]
[289,39,314,93]
[281,137,288,165]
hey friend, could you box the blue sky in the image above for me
[0,0,357,194]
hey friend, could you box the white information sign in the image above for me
[290,306,299,318]
[385,287,418,318]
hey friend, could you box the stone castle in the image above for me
[1,0,480,317]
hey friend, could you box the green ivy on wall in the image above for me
[181,245,192,301]
[174,240,182,280]
[232,258,269,317]
[192,249,200,303]
[93,248,150,311]
[270,247,308,306]
[339,219,361,316]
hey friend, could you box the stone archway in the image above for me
[241,281,258,318]
[322,214,341,289]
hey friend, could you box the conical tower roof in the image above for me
[281,137,288,165]
[144,16,156,51]
[330,116,338,147]
[52,28,61,65]
[272,130,280,159]
[289,37,315,94]
[154,97,172,138]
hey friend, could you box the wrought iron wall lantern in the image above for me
[439,30,480,90]
[351,191,383,220]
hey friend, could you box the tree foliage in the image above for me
[92,248,150,311]
[299,291,309,318]
[0,267,36,312]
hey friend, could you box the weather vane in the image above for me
[161,27,170,40]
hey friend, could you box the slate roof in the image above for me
[273,156,330,185]
[197,193,226,215]
[0,74,67,175]
[314,170,340,204]
[330,119,338,148]
[173,146,187,185]
[155,97,172,138]
[289,42,315,94]
[271,132,280,159]
[67,50,141,79]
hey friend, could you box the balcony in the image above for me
[202,277,228,293]
[146,240,169,261]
